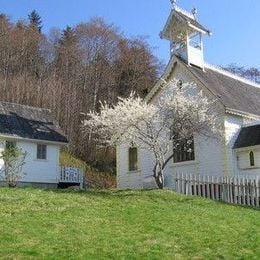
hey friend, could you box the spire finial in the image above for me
[170,0,177,8]
[191,7,198,19]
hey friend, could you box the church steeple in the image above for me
[160,1,211,69]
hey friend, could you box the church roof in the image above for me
[0,101,68,143]
[233,125,260,149]
[177,57,260,117]
[174,8,211,35]
[160,6,211,41]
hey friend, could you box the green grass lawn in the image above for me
[0,188,259,259]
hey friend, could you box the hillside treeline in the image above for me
[224,64,260,83]
[0,11,162,171]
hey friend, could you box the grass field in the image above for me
[0,188,259,259]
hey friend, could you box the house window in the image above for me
[173,138,195,163]
[5,141,16,150]
[249,151,255,167]
[129,147,138,171]
[37,144,47,160]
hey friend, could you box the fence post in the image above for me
[185,174,189,195]
[215,176,219,201]
[201,175,205,197]
[256,177,259,207]
[234,177,238,205]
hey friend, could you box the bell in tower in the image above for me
[160,1,211,69]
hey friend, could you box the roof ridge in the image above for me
[0,101,51,112]
[204,63,260,89]
[175,6,195,20]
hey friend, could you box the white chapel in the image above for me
[117,2,260,189]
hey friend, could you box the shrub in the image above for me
[0,146,27,187]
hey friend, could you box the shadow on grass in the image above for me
[46,187,157,198]
[1,186,259,211]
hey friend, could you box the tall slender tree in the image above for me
[28,10,42,32]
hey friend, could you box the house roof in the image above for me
[0,102,68,143]
[177,57,260,117]
[233,125,260,149]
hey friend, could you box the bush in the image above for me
[0,146,27,187]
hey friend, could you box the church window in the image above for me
[249,151,255,167]
[173,138,195,163]
[129,147,138,171]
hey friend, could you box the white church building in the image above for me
[117,3,260,189]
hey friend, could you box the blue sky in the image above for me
[0,0,259,67]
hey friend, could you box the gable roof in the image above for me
[183,60,260,117]
[174,8,211,35]
[233,125,260,149]
[146,53,260,119]
[147,54,260,118]
[0,102,68,144]
[160,6,211,42]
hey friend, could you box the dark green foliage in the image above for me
[28,10,42,32]
[59,26,76,45]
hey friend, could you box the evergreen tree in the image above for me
[28,10,42,32]
[59,26,76,46]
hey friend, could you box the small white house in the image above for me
[0,101,82,188]
[117,4,260,189]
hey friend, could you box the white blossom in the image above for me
[82,81,221,188]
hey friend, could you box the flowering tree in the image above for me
[83,81,220,189]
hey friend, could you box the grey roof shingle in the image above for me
[179,59,260,116]
[233,125,260,148]
[0,102,68,143]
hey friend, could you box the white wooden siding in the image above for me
[196,134,224,176]
[0,139,60,184]
[139,149,157,189]
[117,144,143,189]
[18,141,60,183]
[223,114,257,176]
[235,147,260,176]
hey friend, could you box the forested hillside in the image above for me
[0,11,162,170]
[1,10,259,173]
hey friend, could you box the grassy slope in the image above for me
[59,151,88,170]
[0,188,259,259]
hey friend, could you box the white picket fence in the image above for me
[174,173,260,208]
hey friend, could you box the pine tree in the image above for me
[59,26,76,46]
[28,10,42,32]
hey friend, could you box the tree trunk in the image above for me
[153,163,164,189]
[8,183,16,188]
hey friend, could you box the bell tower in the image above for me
[160,0,211,69]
